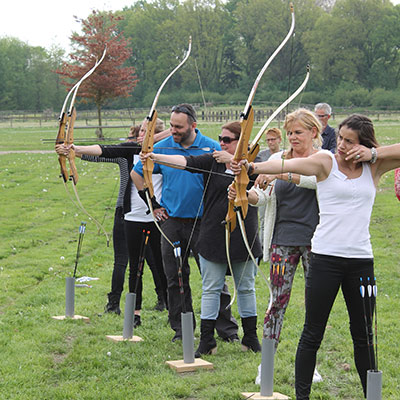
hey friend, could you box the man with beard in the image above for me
[132,104,239,343]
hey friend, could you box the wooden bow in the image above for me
[141,37,192,247]
[225,3,295,234]
[56,48,110,244]
[225,4,295,309]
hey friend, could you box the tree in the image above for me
[57,10,138,137]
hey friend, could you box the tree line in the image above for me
[0,0,399,112]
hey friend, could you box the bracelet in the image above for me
[287,172,293,183]
[370,147,377,164]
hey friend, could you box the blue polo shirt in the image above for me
[134,129,220,218]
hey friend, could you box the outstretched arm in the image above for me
[232,152,332,182]
[55,144,102,159]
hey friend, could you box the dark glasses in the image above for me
[218,135,238,144]
[171,105,196,121]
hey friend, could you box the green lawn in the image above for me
[0,119,399,399]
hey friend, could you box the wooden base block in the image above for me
[241,392,290,399]
[166,358,213,373]
[106,335,143,343]
[52,315,89,321]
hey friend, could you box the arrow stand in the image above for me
[166,311,213,373]
[106,292,143,343]
[52,277,89,321]
[367,370,382,400]
[242,338,289,399]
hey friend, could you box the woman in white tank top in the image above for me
[232,114,400,399]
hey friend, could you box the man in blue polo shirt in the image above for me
[132,104,238,342]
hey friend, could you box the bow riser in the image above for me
[56,112,69,182]
[142,109,158,199]
[226,106,254,233]
[65,108,78,185]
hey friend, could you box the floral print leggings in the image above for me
[263,245,311,347]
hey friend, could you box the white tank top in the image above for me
[312,151,376,258]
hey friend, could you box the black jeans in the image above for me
[124,219,166,310]
[295,253,375,399]
[161,217,238,338]
[109,207,129,298]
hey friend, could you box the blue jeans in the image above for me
[199,255,257,320]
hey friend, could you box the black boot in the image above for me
[195,319,217,358]
[154,290,167,312]
[104,293,121,315]
[241,316,261,352]
[134,314,141,328]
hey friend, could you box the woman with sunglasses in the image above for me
[139,121,263,357]
[232,114,400,398]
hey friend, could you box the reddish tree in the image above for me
[57,10,138,137]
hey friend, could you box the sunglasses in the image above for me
[218,135,238,144]
[171,105,197,121]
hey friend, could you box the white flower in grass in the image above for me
[60,256,65,260]
[43,189,48,192]
[49,267,53,272]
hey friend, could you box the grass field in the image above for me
[0,117,399,399]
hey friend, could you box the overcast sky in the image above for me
[1,0,400,53]
[0,0,134,52]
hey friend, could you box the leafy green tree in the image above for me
[57,10,138,137]
[0,38,62,111]
[304,0,400,91]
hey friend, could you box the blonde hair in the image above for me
[284,108,322,148]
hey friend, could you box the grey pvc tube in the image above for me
[260,337,275,396]
[65,277,75,317]
[123,293,136,339]
[367,370,382,400]
[182,312,195,364]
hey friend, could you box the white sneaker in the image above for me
[313,368,323,383]
[255,363,261,385]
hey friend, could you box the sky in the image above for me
[1,0,400,53]
[0,0,134,52]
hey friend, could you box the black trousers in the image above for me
[161,217,238,338]
[124,219,167,310]
[109,207,129,298]
[295,253,375,399]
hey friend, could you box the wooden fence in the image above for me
[1,107,400,128]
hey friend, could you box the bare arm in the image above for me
[345,143,400,184]
[232,152,332,182]
[131,170,145,191]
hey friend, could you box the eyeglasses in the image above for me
[171,105,197,121]
[316,114,329,118]
[266,138,278,142]
[218,135,238,144]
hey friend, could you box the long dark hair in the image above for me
[338,114,379,148]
